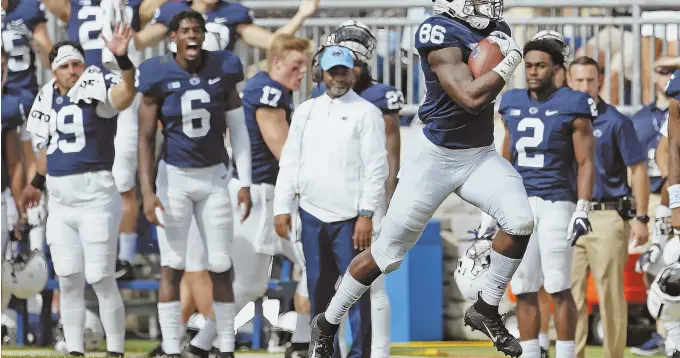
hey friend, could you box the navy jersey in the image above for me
[500,87,597,202]
[1,0,47,95]
[414,14,511,149]
[666,70,680,100]
[45,69,121,176]
[238,71,293,185]
[67,0,143,67]
[136,50,244,168]
[310,82,405,115]
[151,1,253,51]
[631,103,667,193]
[1,95,25,191]
[592,101,646,202]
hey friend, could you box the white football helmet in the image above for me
[530,30,571,62]
[664,234,680,266]
[648,262,680,322]
[2,249,48,299]
[454,237,493,300]
[432,0,503,30]
[326,20,377,63]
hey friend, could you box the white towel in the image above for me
[100,0,141,70]
[26,67,108,148]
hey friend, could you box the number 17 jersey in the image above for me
[499,87,597,202]
[135,51,244,168]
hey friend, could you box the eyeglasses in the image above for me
[655,67,679,75]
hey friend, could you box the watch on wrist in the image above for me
[636,215,650,224]
[359,209,374,218]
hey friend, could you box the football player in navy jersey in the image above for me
[41,0,148,279]
[308,20,403,358]
[19,24,138,356]
[136,10,252,358]
[499,39,596,358]
[307,1,532,357]
[134,0,318,52]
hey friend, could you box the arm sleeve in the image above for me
[150,2,183,26]
[569,92,598,119]
[358,105,388,212]
[226,107,252,187]
[616,118,647,166]
[273,102,307,216]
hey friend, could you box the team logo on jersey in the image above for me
[509,109,521,116]
[593,129,602,138]
[167,81,181,90]
[471,45,480,58]
[56,97,63,105]
[529,107,538,114]
[545,109,559,116]
[213,17,227,24]
[190,77,200,85]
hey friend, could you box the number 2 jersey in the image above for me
[499,87,597,202]
[135,50,244,168]
[67,0,143,67]
[1,0,47,96]
[45,69,121,176]
[415,14,510,149]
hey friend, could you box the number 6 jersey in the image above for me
[499,87,597,202]
[135,50,244,168]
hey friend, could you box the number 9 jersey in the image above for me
[135,50,244,168]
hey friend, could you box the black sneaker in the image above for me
[147,344,165,357]
[540,347,549,358]
[183,344,211,358]
[464,303,522,357]
[107,352,124,357]
[307,314,335,358]
[671,351,680,358]
[285,342,309,358]
[116,259,135,280]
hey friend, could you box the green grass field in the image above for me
[0,340,669,357]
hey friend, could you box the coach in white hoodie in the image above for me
[273,45,387,358]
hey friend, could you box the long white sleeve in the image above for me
[226,107,252,186]
[273,102,307,216]
[358,106,388,212]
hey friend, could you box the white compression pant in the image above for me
[371,131,534,274]
[511,197,576,295]
[112,94,140,193]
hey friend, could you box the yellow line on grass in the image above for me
[392,341,494,348]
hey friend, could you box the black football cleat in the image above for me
[307,314,335,358]
[464,304,522,357]
[115,259,136,280]
[540,347,549,358]
[670,350,680,358]
[147,344,165,357]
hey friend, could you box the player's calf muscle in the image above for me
[493,231,530,259]
[348,249,383,285]
[159,267,184,301]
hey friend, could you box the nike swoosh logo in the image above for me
[483,322,497,343]
[209,78,220,85]
[546,110,558,116]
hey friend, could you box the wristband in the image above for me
[114,54,133,71]
[669,184,680,209]
[576,199,591,213]
[30,173,46,190]
[492,50,522,83]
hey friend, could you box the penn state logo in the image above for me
[190,77,200,85]
[471,45,480,58]
[56,97,63,105]
[529,107,538,114]
[593,129,602,138]
[332,49,344,57]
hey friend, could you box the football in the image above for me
[468,38,505,78]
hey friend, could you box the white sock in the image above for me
[291,313,311,343]
[118,232,137,263]
[158,301,182,354]
[555,340,575,358]
[324,272,369,325]
[91,277,126,353]
[481,249,522,306]
[59,273,86,354]
[213,302,236,353]
[190,318,216,351]
[520,339,541,358]
[665,321,680,351]
[371,275,391,358]
[29,225,45,251]
[538,332,549,350]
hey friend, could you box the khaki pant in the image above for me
[571,210,630,358]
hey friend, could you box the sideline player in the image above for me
[133,0,318,52]
[19,25,138,356]
[41,0,146,278]
[305,0,532,357]
[137,10,251,358]
[500,38,596,358]
[309,20,403,358]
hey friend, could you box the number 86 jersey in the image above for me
[499,87,597,202]
[135,50,244,168]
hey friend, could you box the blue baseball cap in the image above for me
[319,45,355,71]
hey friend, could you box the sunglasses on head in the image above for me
[655,67,678,75]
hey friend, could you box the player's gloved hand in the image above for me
[477,211,498,238]
[25,194,47,227]
[487,31,522,58]
[635,243,663,273]
[567,200,592,246]
[653,205,673,244]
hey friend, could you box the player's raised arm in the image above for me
[102,23,137,110]
[572,117,596,205]
[428,32,521,114]
[40,0,70,22]
[237,0,319,50]
[139,0,169,27]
